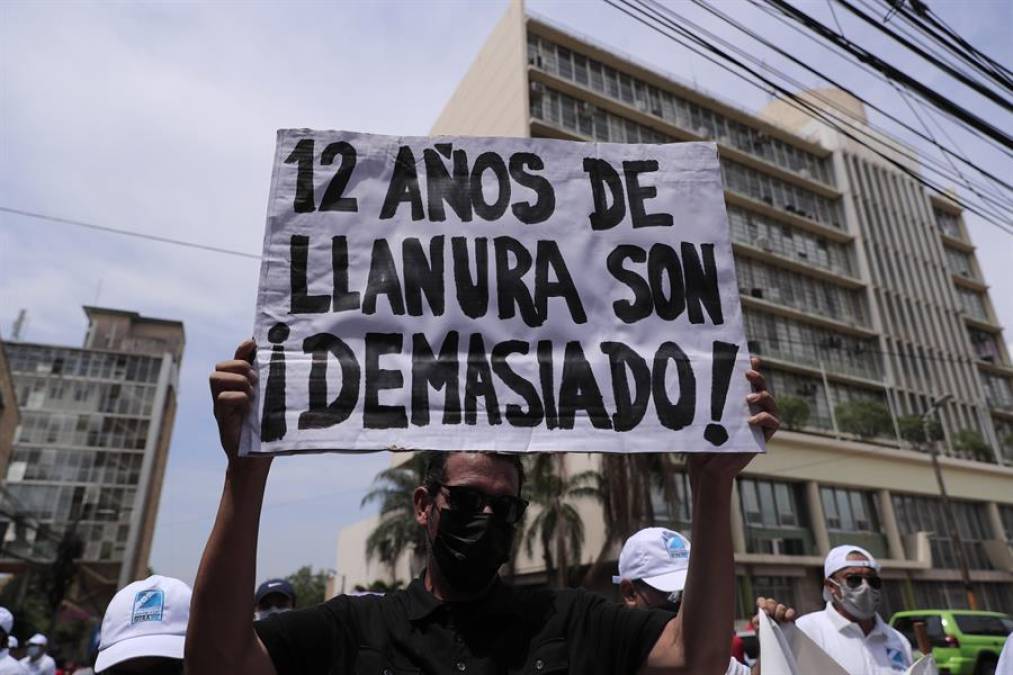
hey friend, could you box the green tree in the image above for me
[520,454,597,587]
[353,579,405,593]
[897,415,943,445]
[284,565,331,608]
[952,429,993,462]
[778,396,811,431]
[360,453,429,581]
[835,400,892,439]
[579,453,682,587]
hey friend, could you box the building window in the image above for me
[934,208,962,239]
[650,472,692,526]
[893,494,993,570]
[999,504,1013,542]
[739,478,813,555]
[957,288,989,322]
[751,576,798,610]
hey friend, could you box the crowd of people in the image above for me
[6,346,1011,673]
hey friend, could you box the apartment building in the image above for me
[335,1,1013,616]
[0,306,184,608]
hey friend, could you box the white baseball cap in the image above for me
[27,634,46,647]
[824,544,880,579]
[95,575,191,672]
[0,608,12,636]
[612,528,691,593]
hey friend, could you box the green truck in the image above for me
[890,610,1012,675]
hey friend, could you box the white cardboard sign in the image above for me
[240,130,762,456]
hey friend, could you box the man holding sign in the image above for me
[185,131,780,674]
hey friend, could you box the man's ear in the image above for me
[619,579,639,608]
[414,486,432,527]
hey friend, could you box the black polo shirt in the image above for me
[254,576,673,674]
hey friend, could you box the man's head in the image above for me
[94,575,190,674]
[822,545,882,622]
[26,634,46,660]
[613,528,690,613]
[413,451,527,595]
[254,579,296,620]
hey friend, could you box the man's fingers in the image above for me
[748,411,779,430]
[211,371,254,396]
[234,339,256,362]
[745,367,768,393]
[747,390,776,412]
[215,359,256,377]
[215,389,250,408]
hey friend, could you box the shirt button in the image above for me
[456,662,467,671]
[535,659,545,670]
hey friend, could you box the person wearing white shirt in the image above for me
[613,527,797,675]
[796,545,912,674]
[997,633,1013,675]
[18,635,54,675]
[0,607,28,675]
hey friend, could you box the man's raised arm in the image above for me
[185,340,277,675]
[641,358,780,675]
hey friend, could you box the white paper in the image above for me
[241,130,762,456]
[758,611,849,675]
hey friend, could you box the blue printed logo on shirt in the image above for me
[886,647,907,670]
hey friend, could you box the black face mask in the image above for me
[430,507,515,593]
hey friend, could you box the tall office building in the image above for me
[336,1,1013,615]
[0,335,19,480]
[0,307,184,607]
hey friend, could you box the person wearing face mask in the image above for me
[254,580,296,621]
[796,545,912,673]
[19,635,54,675]
[0,608,29,675]
[185,342,782,675]
[615,527,797,675]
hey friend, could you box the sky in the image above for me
[1,0,1010,587]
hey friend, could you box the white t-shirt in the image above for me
[796,603,912,674]
[0,651,28,675]
[997,634,1013,675]
[725,656,752,675]
[18,654,54,675]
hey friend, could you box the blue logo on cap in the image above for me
[131,590,164,624]
[662,532,689,560]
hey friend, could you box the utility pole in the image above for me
[922,394,977,610]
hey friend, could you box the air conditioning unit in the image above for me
[799,168,812,179]
[635,99,649,112]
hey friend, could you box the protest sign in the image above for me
[239,130,762,456]
[757,611,848,675]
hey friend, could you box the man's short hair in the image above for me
[421,450,525,496]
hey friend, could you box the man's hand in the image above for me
[751,596,797,628]
[687,357,781,484]
[209,339,266,464]
[746,357,779,442]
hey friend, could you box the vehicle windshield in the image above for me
[954,614,1013,636]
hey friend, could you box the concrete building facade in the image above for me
[336,2,1013,619]
[0,307,184,609]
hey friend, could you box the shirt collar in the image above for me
[824,602,888,639]
[405,572,519,622]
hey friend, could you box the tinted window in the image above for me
[954,615,1013,636]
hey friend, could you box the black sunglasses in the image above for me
[431,482,528,524]
[842,574,882,590]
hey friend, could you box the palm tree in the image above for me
[520,454,598,587]
[360,453,429,581]
[580,453,684,587]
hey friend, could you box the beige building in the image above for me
[0,335,20,484]
[0,306,184,610]
[335,1,1013,618]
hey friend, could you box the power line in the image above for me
[681,0,1013,215]
[760,0,1013,150]
[745,0,1013,163]
[692,0,1013,202]
[0,206,262,260]
[881,0,1013,91]
[833,0,1012,110]
[605,0,1013,234]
